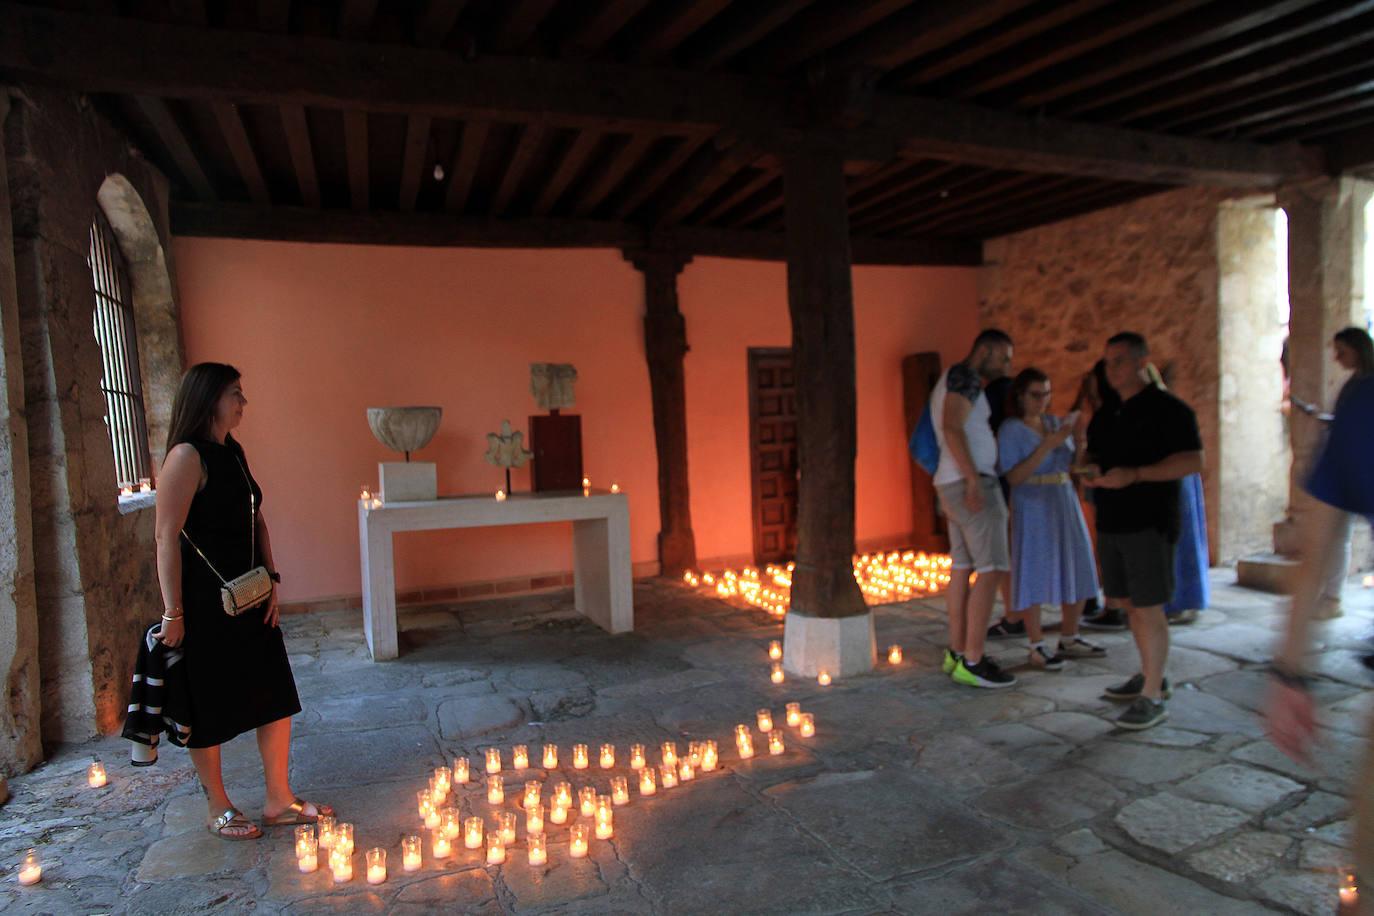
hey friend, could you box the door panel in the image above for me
[749,348,798,565]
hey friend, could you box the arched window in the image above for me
[88,209,152,489]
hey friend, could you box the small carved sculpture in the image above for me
[367,406,442,462]
[530,363,578,412]
[485,419,533,494]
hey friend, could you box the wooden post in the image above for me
[624,248,698,578]
[781,142,868,623]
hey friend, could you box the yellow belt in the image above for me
[1025,472,1070,486]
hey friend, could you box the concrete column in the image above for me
[780,141,874,678]
[0,91,44,775]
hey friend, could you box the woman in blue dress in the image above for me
[997,368,1105,670]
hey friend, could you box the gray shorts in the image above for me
[1099,529,1176,609]
[936,476,1010,573]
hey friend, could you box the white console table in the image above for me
[358,490,633,660]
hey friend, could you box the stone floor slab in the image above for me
[1113,792,1249,854]
[1175,763,1304,814]
[1062,850,1270,915]
[1186,830,1292,882]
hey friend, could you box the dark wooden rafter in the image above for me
[826,0,1038,75]
[414,0,469,47]
[699,167,781,224]
[343,109,368,211]
[337,0,377,39]
[532,130,601,216]
[279,104,320,207]
[847,161,962,220]
[570,133,655,217]
[397,114,432,211]
[655,140,761,226]
[1322,122,1374,172]
[444,119,489,212]
[954,184,1155,238]
[1057,4,1374,121]
[210,101,271,204]
[749,0,913,72]
[1185,71,1374,137]
[170,201,981,266]
[679,0,819,70]
[560,0,653,55]
[886,174,1083,235]
[489,122,546,214]
[131,95,217,200]
[631,0,733,63]
[1243,90,1374,140]
[853,168,1009,234]
[491,0,558,52]
[255,0,291,32]
[610,134,711,220]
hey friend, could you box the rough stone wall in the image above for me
[5,86,180,753]
[980,187,1238,561]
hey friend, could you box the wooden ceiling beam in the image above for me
[414,0,469,48]
[491,0,558,52]
[532,130,601,216]
[444,119,489,213]
[852,168,1006,234]
[610,134,710,220]
[1184,72,1374,137]
[1322,122,1374,173]
[279,104,320,207]
[654,141,760,226]
[698,167,780,224]
[848,161,961,219]
[826,0,1036,74]
[749,0,913,72]
[211,101,271,204]
[169,200,982,265]
[398,114,433,212]
[631,0,733,63]
[560,0,653,56]
[1240,91,1374,140]
[883,176,1114,236]
[131,95,217,200]
[679,0,818,71]
[952,185,1154,239]
[489,122,546,214]
[570,133,655,218]
[343,110,369,211]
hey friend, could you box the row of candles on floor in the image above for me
[118,478,153,497]
[681,551,956,616]
[290,714,817,882]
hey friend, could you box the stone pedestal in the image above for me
[379,462,437,502]
[1235,553,1298,595]
[782,611,877,678]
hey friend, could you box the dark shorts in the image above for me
[1099,528,1176,610]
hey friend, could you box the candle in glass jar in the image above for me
[513,744,529,770]
[579,786,597,817]
[433,766,451,795]
[487,775,504,804]
[799,712,815,738]
[431,828,451,860]
[599,744,615,768]
[522,780,542,810]
[464,817,483,849]
[629,744,646,770]
[417,788,433,818]
[526,802,544,835]
[769,730,785,755]
[1340,874,1358,907]
[661,741,678,769]
[888,645,903,664]
[453,756,470,784]
[700,741,718,772]
[542,744,558,769]
[297,849,318,873]
[16,849,40,886]
[440,807,460,840]
[595,796,614,839]
[785,702,802,728]
[330,847,352,883]
[639,766,658,796]
[486,833,506,865]
[660,764,678,789]
[296,828,319,873]
[687,742,701,767]
[756,709,774,733]
[335,823,355,856]
[402,834,422,871]
[428,777,446,808]
[528,833,547,866]
[610,483,620,494]
[549,802,568,824]
[87,760,108,788]
[360,487,371,502]
[678,760,695,782]
[770,663,785,684]
[769,640,783,660]
[120,485,133,497]
[552,780,573,810]
[738,735,755,759]
[318,816,337,850]
[818,671,832,686]
[570,823,589,858]
[495,489,507,502]
[572,744,589,770]
[486,748,502,774]
[366,847,387,885]
[424,805,441,830]
[497,811,517,844]
[611,776,630,805]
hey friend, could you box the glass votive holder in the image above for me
[317,815,337,849]
[818,671,832,686]
[579,786,597,817]
[87,760,108,788]
[738,736,755,759]
[769,730,785,755]
[513,744,530,770]
[485,748,502,774]
[417,788,433,818]
[528,833,547,866]
[431,827,452,859]
[769,639,782,660]
[433,766,451,793]
[572,743,589,769]
[440,807,460,840]
[424,804,441,830]
[799,712,815,738]
[486,833,506,865]
[701,740,719,772]
[785,702,802,728]
[487,775,504,804]
[599,743,615,768]
[660,741,678,768]
[17,848,41,886]
[296,829,319,873]
[570,823,589,858]
[366,847,386,885]
[679,760,695,781]
[542,744,558,769]
[549,802,569,824]
[402,834,423,872]
[464,816,484,849]
[330,847,352,883]
[552,780,573,810]
[334,823,355,856]
[611,776,630,805]
[770,662,785,684]
[294,824,317,857]
[595,802,614,839]
[639,767,657,796]
[452,756,470,784]
[686,742,701,767]
[660,763,678,789]
[735,723,750,740]
[522,780,542,810]
[757,708,774,733]
[428,775,447,807]
[526,802,544,835]
[888,644,903,664]
[629,743,646,770]
[497,810,517,844]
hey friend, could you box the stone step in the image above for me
[1235,553,1297,595]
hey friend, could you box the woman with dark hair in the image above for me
[996,368,1104,670]
[153,363,330,839]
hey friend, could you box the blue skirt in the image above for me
[1165,473,1210,614]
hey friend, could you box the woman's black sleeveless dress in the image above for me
[181,438,300,748]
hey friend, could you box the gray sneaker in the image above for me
[1058,636,1106,658]
[1117,696,1168,730]
[1103,673,1172,700]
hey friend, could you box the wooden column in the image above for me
[781,142,867,621]
[624,248,698,577]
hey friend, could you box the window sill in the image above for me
[117,491,156,515]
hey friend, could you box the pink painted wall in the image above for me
[173,239,976,603]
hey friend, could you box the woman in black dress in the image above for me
[154,363,332,839]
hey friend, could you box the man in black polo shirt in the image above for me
[1084,332,1204,730]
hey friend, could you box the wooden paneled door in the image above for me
[748,348,798,565]
[902,352,950,552]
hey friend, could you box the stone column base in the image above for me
[782,611,876,678]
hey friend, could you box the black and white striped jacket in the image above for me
[121,623,192,762]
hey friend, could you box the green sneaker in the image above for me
[951,655,1017,689]
[942,649,960,674]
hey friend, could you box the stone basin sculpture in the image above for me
[367,406,442,462]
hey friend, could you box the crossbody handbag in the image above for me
[181,453,273,616]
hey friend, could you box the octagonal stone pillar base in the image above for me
[782,611,876,679]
